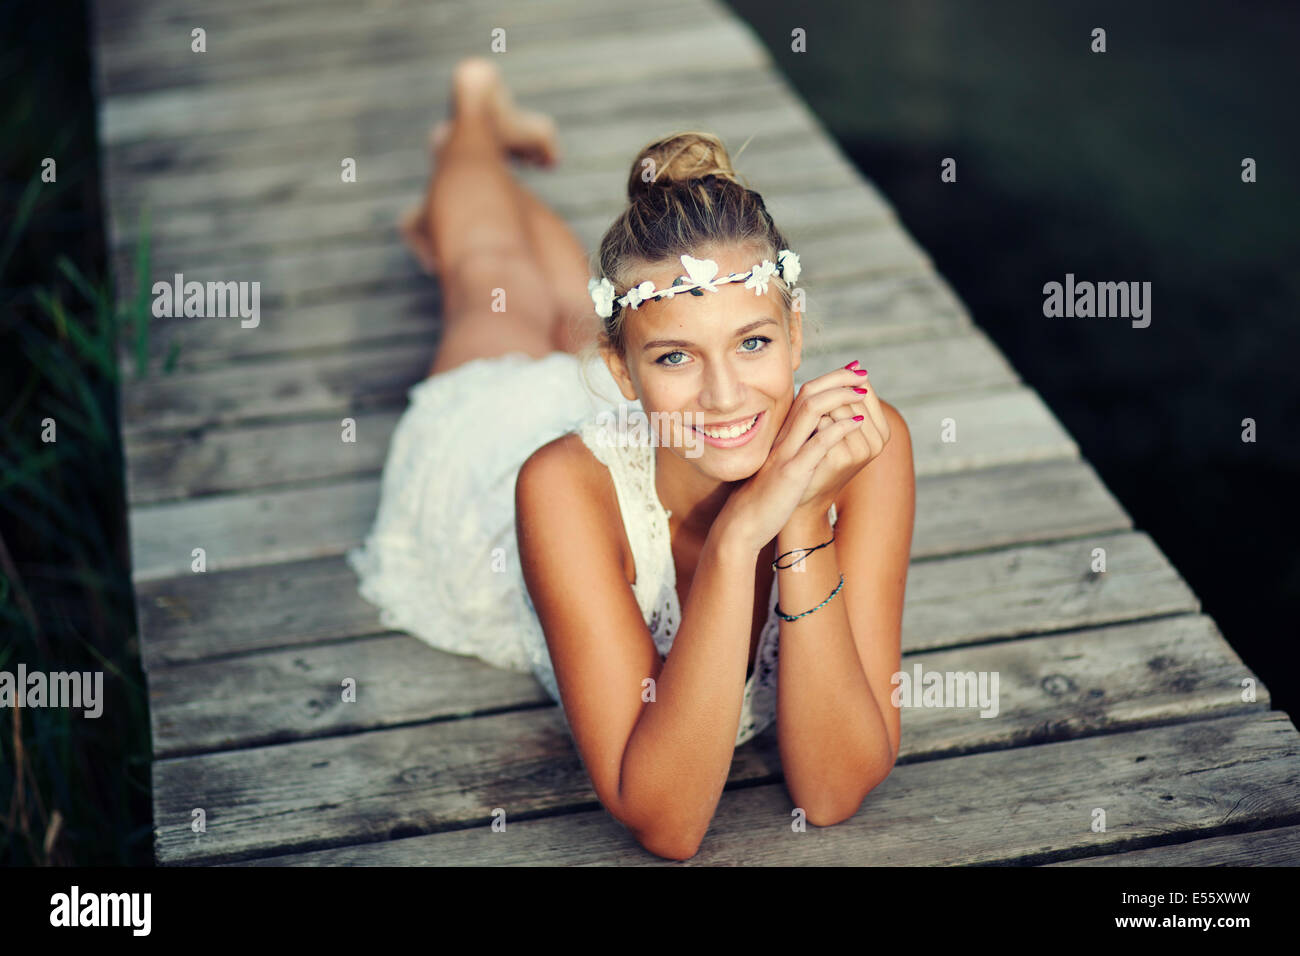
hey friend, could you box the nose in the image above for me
[698,355,747,414]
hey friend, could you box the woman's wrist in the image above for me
[708,508,764,563]
[780,504,834,544]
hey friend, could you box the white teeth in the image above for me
[698,414,759,439]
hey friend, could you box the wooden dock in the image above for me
[93,0,1300,865]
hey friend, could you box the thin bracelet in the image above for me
[775,574,845,622]
[772,534,835,570]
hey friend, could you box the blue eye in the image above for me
[655,336,772,367]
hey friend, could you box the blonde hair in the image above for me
[577,131,815,398]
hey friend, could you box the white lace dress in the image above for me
[347,349,838,746]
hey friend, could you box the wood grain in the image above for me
[176,711,1300,865]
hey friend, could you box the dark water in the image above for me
[730,0,1300,720]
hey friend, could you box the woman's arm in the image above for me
[516,434,759,861]
[774,400,914,825]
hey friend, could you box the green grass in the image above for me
[1,0,178,866]
[1,186,170,865]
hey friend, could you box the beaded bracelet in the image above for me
[772,534,835,571]
[775,574,845,622]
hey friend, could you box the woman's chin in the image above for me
[689,443,769,481]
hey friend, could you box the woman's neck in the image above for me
[653,445,742,540]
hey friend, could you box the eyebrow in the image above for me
[642,317,780,351]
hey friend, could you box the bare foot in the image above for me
[401,59,561,273]
[492,99,561,167]
[453,56,561,167]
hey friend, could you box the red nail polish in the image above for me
[852,386,868,394]
[853,369,868,376]
[853,414,865,421]
[844,360,859,370]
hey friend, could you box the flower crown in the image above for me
[588,249,801,320]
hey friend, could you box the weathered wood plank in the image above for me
[99,18,771,144]
[149,590,1217,757]
[1046,824,1300,866]
[126,409,401,503]
[111,222,933,335]
[99,71,849,209]
[125,383,1070,504]
[93,0,661,45]
[136,555,382,668]
[104,131,856,256]
[160,710,1300,865]
[113,192,898,313]
[100,68,824,193]
[92,0,495,36]
[92,0,530,34]
[112,175,889,268]
[901,531,1198,650]
[127,454,1126,583]
[96,0,710,94]
[119,329,1012,437]
[139,523,1167,670]
[126,270,968,373]
[130,476,382,583]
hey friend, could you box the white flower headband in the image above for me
[588,249,801,320]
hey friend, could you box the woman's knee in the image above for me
[443,245,557,322]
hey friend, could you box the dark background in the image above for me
[2,0,1296,864]
[1,0,149,864]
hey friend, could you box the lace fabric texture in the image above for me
[348,350,837,748]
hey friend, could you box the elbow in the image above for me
[618,795,707,860]
[616,761,708,861]
[622,813,705,861]
[801,755,897,829]
[637,828,704,862]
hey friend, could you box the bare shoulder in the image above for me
[520,431,602,491]
[516,431,633,584]
[517,431,609,520]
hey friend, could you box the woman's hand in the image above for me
[796,360,892,523]
[719,361,892,553]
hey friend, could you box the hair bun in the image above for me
[627,131,743,201]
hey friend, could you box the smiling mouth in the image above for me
[691,413,761,440]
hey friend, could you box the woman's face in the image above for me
[605,244,803,483]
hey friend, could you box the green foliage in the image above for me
[1,187,166,865]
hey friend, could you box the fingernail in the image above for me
[845,360,860,369]
[853,414,865,421]
[853,369,868,376]
[851,386,868,394]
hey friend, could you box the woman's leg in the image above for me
[510,183,598,355]
[407,59,593,375]
[417,59,559,376]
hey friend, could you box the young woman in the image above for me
[350,57,916,861]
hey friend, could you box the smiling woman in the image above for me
[348,58,915,862]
